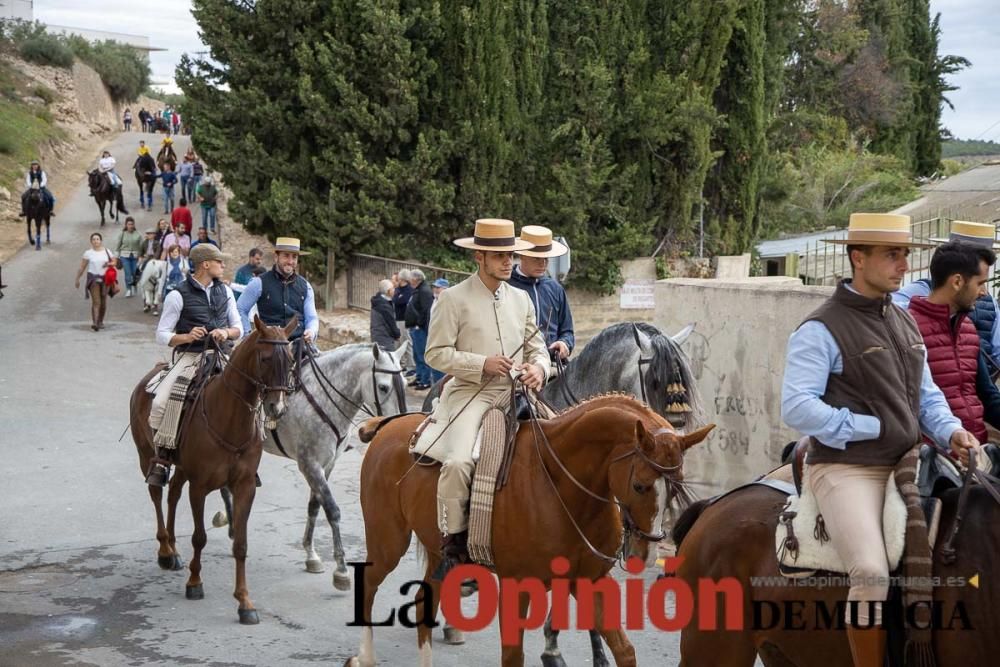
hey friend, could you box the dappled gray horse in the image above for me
[217,342,407,590]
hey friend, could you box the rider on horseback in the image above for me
[781,213,977,667]
[19,160,55,217]
[146,243,242,487]
[97,150,129,214]
[416,219,549,569]
[235,237,319,354]
[507,225,574,368]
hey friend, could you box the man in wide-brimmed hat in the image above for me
[781,213,976,665]
[416,219,550,568]
[507,225,575,364]
[236,236,319,347]
[893,220,1000,375]
[147,243,242,487]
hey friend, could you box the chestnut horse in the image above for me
[672,469,1000,665]
[346,394,714,666]
[129,315,295,625]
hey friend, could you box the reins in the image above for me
[941,449,1000,564]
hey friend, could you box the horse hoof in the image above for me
[442,626,465,645]
[238,608,260,625]
[211,511,229,528]
[333,571,352,591]
[305,559,325,574]
[158,554,185,570]
[540,654,568,667]
[185,584,204,600]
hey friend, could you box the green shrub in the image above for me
[0,134,15,155]
[1,84,17,101]
[33,106,52,123]
[18,34,74,68]
[83,41,150,103]
[33,84,55,104]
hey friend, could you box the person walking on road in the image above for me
[196,176,219,232]
[115,217,143,296]
[404,269,434,389]
[75,232,116,331]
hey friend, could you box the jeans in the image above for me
[180,175,190,201]
[187,176,200,202]
[163,185,175,214]
[201,206,217,232]
[409,326,431,386]
[120,254,138,287]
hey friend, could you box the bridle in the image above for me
[630,323,654,405]
[371,360,407,417]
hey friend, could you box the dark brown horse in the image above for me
[345,394,714,666]
[672,466,1000,665]
[129,315,296,624]
[87,170,118,226]
[24,186,51,251]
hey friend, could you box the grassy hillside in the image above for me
[941,139,1000,158]
[0,58,66,189]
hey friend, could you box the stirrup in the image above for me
[145,461,170,487]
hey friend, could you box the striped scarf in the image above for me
[894,444,935,666]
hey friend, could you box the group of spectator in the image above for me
[370,269,450,390]
[124,107,184,134]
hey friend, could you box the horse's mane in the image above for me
[632,322,706,430]
[552,392,669,429]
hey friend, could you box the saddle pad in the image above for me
[775,471,906,577]
[467,408,508,569]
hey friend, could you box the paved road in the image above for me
[0,131,685,665]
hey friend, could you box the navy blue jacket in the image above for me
[977,351,1000,430]
[392,283,413,321]
[507,267,575,355]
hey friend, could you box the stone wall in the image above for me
[566,258,658,348]
[653,277,832,494]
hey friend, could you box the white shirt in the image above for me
[25,170,47,188]
[99,156,117,172]
[155,278,243,346]
[82,248,114,275]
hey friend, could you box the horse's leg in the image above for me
[582,590,636,667]
[164,469,187,570]
[184,484,208,601]
[211,486,235,540]
[302,491,324,573]
[34,219,41,250]
[26,218,33,245]
[499,591,532,667]
[300,461,350,589]
[541,611,568,667]
[148,483,172,568]
[345,501,412,667]
[44,216,50,244]
[229,477,259,624]
[414,562,442,667]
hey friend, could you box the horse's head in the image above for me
[363,341,408,417]
[610,420,714,566]
[251,314,297,421]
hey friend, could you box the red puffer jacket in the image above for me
[908,296,986,442]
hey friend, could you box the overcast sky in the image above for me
[31,0,998,140]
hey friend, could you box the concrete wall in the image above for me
[654,277,832,494]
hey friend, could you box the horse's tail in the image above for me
[672,498,711,550]
[635,322,706,430]
[358,416,387,443]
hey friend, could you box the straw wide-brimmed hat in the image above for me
[454,219,535,252]
[516,225,568,258]
[274,237,311,255]
[824,213,935,248]
[929,220,1000,249]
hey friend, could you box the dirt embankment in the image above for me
[0,55,160,264]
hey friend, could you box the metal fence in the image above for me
[797,214,1000,289]
[346,253,472,311]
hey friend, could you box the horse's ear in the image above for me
[253,314,267,335]
[283,315,299,338]
[679,424,715,451]
[635,420,655,451]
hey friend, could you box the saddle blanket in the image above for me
[775,469,907,577]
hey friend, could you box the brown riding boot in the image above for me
[433,531,469,581]
[846,625,886,667]
[145,447,175,487]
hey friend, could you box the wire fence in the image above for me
[346,253,472,310]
